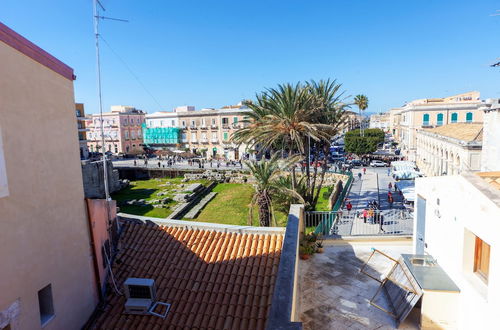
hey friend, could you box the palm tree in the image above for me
[234,80,349,208]
[246,155,303,226]
[354,94,368,136]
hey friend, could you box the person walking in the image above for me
[346,201,352,213]
[388,195,394,208]
[358,172,362,180]
[363,167,366,175]
[388,182,392,190]
[362,209,368,223]
[367,208,374,224]
[387,168,391,176]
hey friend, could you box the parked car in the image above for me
[349,159,362,167]
[370,160,388,167]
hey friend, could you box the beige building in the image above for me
[391,91,485,161]
[0,23,97,329]
[145,104,251,160]
[369,112,390,131]
[339,110,362,133]
[416,123,483,176]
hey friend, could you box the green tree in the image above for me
[345,128,384,155]
[246,155,302,226]
[233,79,348,208]
[353,94,369,136]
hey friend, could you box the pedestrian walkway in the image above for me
[339,168,412,236]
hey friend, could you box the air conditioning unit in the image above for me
[124,278,156,315]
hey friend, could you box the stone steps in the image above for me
[184,192,218,219]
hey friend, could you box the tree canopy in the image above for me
[344,128,384,155]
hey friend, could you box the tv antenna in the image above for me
[92,0,128,201]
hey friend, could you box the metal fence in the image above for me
[306,209,413,237]
[312,172,353,235]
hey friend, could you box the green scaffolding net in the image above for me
[142,124,180,145]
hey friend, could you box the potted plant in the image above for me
[316,240,324,253]
[299,245,310,260]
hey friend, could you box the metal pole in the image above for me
[93,0,110,201]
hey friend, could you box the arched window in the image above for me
[437,113,444,126]
[451,113,458,123]
[423,113,430,126]
[466,112,473,123]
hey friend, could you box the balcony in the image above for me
[211,125,218,129]
[211,140,219,144]
[189,126,198,130]
[200,126,208,130]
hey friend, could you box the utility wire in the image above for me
[100,35,165,110]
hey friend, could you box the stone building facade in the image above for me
[87,105,145,155]
[416,123,483,176]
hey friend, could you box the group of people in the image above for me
[132,155,243,169]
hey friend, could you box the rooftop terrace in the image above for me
[299,241,419,330]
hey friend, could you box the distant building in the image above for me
[391,91,485,161]
[340,110,362,133]
[76,103,89,159]
[416,123,483,176]
[144,103,252,160]
[369,112,390,131]
[0,22,96,329]
[87,105,146,155]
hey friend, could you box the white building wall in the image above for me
[414,174,500,330]
[481,108,500,172]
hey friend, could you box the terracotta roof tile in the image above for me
[91,222,283,329]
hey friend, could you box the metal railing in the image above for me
[311,172,353,235]
[306,209,413,237]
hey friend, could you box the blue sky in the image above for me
[2,0,500,114]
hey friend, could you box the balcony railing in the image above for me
[211,125,218,129]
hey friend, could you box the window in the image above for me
[222,117,229,125]
[182,120,186,127]
[201,118,206,127]
[132,144,136,148]
[466,112,473,123]
[171,120,175,126]
[124,119,128,126]
[422,113,430,126]
[181,133,187,142]
[223,132,229,141]
[201,132,207,142]
[437,113,444,126]
[212,133,218,142]
[76,109,81,117]
[131,131,136,139]
[191,132,197,142]
[474,237,490,282]
[233,117,238,124]
[114,145,118,153]
[125,131,129,140]
[451,113,458,123]
[160,120,164,127]
[212,119,216,126]
[38,284,55,326]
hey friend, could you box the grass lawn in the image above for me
[191,183,288,227]
[315,186,332,211]
[112,177,209,218]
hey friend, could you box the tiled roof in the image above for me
[91,221,283,330]
[476,171,500,190]
[424,123,483,142]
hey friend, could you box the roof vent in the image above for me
[124,278,170,318]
